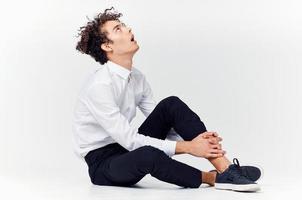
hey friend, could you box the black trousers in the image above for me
[84,96,207,188]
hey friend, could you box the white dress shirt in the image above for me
[72,60,184,161]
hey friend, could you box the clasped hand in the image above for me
[190,131,226,158]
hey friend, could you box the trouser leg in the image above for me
[87,96,207,188]
[100,145,203,188]
[138,96,207,141]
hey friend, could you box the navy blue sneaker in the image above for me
[210,164,261,182]
[215,158,261,192]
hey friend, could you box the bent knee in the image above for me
[159,96,181,105]
[164,95,180,102]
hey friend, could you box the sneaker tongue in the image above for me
[228,164,242,174]
[229,164,247,179]
[228,164,238,170]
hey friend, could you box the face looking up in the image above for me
[100,20,139,57]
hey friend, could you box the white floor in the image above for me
[1,169,300,200]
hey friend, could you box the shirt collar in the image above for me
[107,60,132,80]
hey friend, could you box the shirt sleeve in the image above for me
[137,74,157,118]
[84,82,176,157]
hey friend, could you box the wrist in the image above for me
[175,141,192,154]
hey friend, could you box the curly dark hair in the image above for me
[76,7,123,65]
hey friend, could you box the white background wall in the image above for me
[1,0,301,188]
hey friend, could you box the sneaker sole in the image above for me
[215,183,261,192]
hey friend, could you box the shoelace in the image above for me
[233,158,241,168]
[228,158,246,180]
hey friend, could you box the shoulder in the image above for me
[92,64,113,85]
[82,65,113,95]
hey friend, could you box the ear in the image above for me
[101,42,113,52]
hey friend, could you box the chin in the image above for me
[133,45,140,53]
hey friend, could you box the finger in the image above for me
[202,132,210,138]
[209,137,223,144]
[203,132,218,138]
[211,144,221,149]
[208,138,217,144]
[210,149,226,154]
[209,138,220,144]
[206,153,218,158]
[209,132,219,137]
[216,153,224,157]
[212,132,219,137]
[207,153,223,158]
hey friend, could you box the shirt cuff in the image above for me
[163,140,177,157]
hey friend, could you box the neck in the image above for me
[108,54,133,71]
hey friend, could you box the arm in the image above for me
[85,82,177,157]
[137,74,156,118]
[175,141,192,154]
